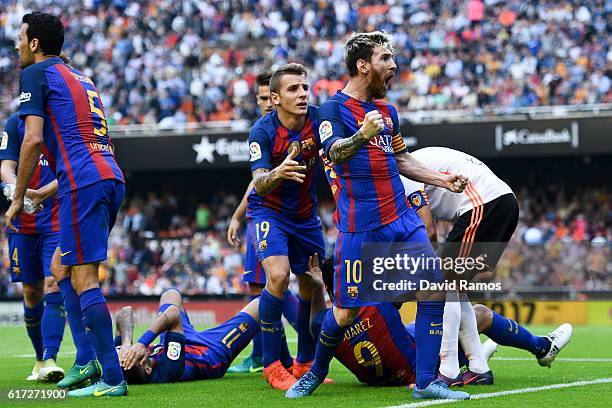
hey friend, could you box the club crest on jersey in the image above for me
[258,240,267,251]
[347,285,359,299]
[166,341,182,360]
[319,121,333,142]
[385,116,393,131]
[301,137,315,152]
[249,142,261,161]
[288,141,301,155]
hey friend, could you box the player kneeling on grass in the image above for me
[117,289,269,384]
[305,254,573,387]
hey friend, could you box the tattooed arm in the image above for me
[116,306,135,347]
[252,146,305,195]
[121,305,183,370]
[327,110,384,164]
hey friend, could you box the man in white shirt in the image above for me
[401,147,519,387]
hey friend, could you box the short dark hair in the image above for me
[344,31,394,77]
[255,71,272,93]
[269,63,307,94]
[22,12,64,56]
[122,364,150,384]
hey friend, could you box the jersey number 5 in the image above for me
[87,90,108,137]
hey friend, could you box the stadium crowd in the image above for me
[1,0,612,125]
[1,183,609,298]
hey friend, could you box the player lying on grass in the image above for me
[306,254,573,387]
[117,289,292,384]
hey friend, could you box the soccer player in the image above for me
[308,254,573,386]
[287,32,469,400]
[227,71,301,374]
[116,289,265,384]
[6,12,126,396]
[247,63,324,389]
[0,113,66,382]
[401,147,524,386]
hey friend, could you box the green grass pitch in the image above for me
[0,324,610,407]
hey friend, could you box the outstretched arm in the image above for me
[252,146,305,195]
[396,152,467,193]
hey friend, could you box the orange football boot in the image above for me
[263,360,297,390]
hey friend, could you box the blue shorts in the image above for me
[250,212,324,275]
[157,303,258,377]
[58,179,124,266]
[243,220,266,285]
[333,210,442,307]
[8,232,59,284]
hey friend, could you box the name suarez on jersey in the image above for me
[343,317,374,342]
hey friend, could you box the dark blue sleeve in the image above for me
[318,101,346,156]
[309,309,327,340]
[0,115,21,161]
[18,65,47,119]
[248,124,272,172]
[153,332,185,383]
[388,104,400,137]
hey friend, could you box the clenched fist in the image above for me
[360,110,385,140]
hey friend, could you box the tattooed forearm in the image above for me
[252,168,280,196]
[328,130,370,164]
[116,306,134,345]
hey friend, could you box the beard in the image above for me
[367,69,388,100]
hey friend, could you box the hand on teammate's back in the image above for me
[274,146,306,183]
[359,110,385,140]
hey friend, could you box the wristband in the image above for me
[137,330,157,347]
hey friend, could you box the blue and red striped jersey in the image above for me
[335,303,416,386]
[149,343,226,382]
[321,151,340,225]
[247,106,320,221]
[0,113,59,234]
[319,91,408,232]
[18,57,124,195]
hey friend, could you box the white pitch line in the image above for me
[492,357,612,363]
[385,378,612,408]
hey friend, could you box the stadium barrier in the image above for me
[111,113,612,171]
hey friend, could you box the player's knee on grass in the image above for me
[160,288,184,309]
[22,282,44,307]
[44,276,60,294]
[333,306,359,327]
[473,304,493,333]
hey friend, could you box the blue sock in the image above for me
[259,289,284,367]
[485,312,550,358]
[58,278,96,365]
[311,308,345,379]
[79,288,124,386]
[458,346,469,368]
[296,296,315,363]
[249,295,263,359]
[41,292,66,361]
[415,301,444,389]
[23,302,44,361]
[280,329,293,369]
[282,290,298,329]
